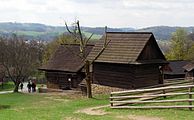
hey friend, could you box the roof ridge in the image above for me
[106,32,153,34]
[60,43,94,46]
[168,60,190,62]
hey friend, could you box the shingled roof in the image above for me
[164,60,190,75]
[183,61,194,72]
[87,32,166,64]
[39,44,93,72]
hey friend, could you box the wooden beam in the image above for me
[111,85,194,95]
[189,87,193,110]
[111,105,194,109]
[110,99,194,104]
[110,92,194,99]
[142,80,194,89]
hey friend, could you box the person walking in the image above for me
[32,80,37,92]
[27,82,31,93]
[31,82,35,92]
[20,82,23,91]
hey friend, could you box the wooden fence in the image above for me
[110,84,194,110]
[142,79,194,89]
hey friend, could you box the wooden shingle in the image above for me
[183,61,194,72]
[87,32,166,64]
[40,44,93,72]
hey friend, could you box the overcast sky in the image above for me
[0,0,194,28]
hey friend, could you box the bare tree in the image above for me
[65,21,110,98]
[0,34,44,92]
[0,64,5,88]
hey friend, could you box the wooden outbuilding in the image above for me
[183,62,194,80]
[87,32,168,89]
[163,60,190,79]
[39,44,93,90]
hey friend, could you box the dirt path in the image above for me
[76,105,163,120]
[75,105,109,115]
[0,91,12,94]
[117,115,163,120]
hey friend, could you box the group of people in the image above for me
[27,81,36,93]
[19,80,36,93]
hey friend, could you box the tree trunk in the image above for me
[1,78,3,89]
[13,82,20,92]
[85,60,92,98]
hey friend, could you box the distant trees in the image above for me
[166,28,194,60]
[186,45,194,60]
[0,34,44,92]
[186,32,194,60]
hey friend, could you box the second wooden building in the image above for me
[87,32,168,89]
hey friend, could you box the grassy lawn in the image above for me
[0,82,14,91]
[0,93,194,120]
[0,93,109,120]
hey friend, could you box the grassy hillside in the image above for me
[0,93,194,120]
[0,22,194,41]
[138,26,194,40]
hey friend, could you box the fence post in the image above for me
[110,94,113,107]
[193,78,194,84]
[163,90,166,98]
[189,87,192,111]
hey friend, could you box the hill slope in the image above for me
[138,26,194,40]
[0,22,193,41]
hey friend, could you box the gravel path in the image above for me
[0,82,38,94]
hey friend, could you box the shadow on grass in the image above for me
[0,105,11,110]
[92,97,109,100]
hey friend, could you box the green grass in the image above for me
[1,92,194,120]
[106,94,194,120]
[0,93,109,120]
[0,82,14,91]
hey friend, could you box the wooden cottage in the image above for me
[183,62,194,80]
[39,44,93,90]
[87,32,168,89]
[163,60,189,79]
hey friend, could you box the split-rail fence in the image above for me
[110,81,194,110]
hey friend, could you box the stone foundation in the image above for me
[38,88,64,93]
[47,82,59,89]
[42,83,129,95]
[91,84,128,95]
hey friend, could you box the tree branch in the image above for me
[85,33,93,45]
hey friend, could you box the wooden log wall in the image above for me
[93,62,161,89]
[46,71,84,90]
[93,62,135,89]
[134,64,160,88]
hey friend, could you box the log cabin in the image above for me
[87,32,168,89]
[163,60,190,79]
[39,44,93,90]
[183,62,194,80]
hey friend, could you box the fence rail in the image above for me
[142,79,194,89]
[110,84,194,110]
